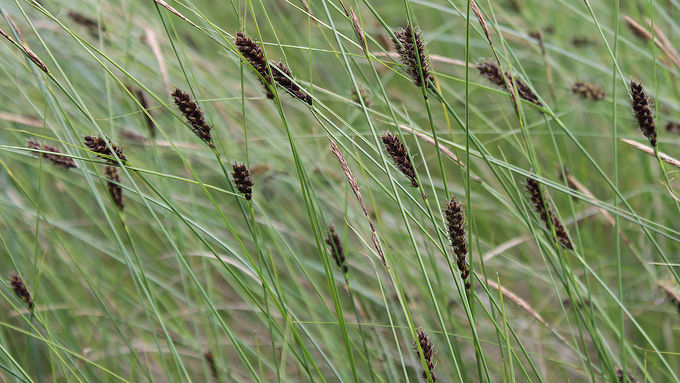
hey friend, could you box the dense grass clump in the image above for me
[0,0,679,382]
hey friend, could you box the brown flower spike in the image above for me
[236,32,273,97]
[477,62,542,107]
[9,272,33,310]
[83,135,127,164]
[235,32,311,105]
[27,139,76,169]
[231,163,253,200]
[171,89,214,148]
[382,133,418,187]
[616,367,637,383]
[105,166,124,211]
[271,62,312,105]
[325,225,348,273]
[443,196,471,290]
[630,81,657,147]
[526,178,573,250]
[131,87,155,137]
[572,81,605,101]
[204,350,218,381]
[393,24,433,89]
[414,328,436,382]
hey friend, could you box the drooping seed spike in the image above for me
[526,177,573,250]
[443,196,471,290]
[630,81,657,147]
[171,88,214,148]
[83,135,127,164]
[105,165,124,211]
[231,162,253,200]
[381,133,418,187]
[393,24,433,89]
[325,225,348,273]
[27,139,77,169]
[414,328,436,382]
[9,272,33,310]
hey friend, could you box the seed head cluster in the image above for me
[572,81,605,101]
[9,272,33,310]
[381,133,418,187]
[443,196,471,290]
[27,139,76,169]
[271,62,312,105]
[231,162,253,200]
[132,87,155,137]
[630,81,657,147]
[105,165,124,211]
[616,367,637,383]
[171,89,215,148]
[526,178,573,250]
[83,135,127,164]
[393,24,433,89]
[477,62,542,107]
[325,225,348,273]
[235,32,311,105]
[414,328,436,382]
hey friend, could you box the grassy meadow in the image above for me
[0,0,679,381]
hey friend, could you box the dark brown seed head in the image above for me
[171,89,214,148]
[271,62,312,105]
[27,139,76,169]
[477,62,542,107]
[630,81,657,146]
[393,24,433,89]
[9,272,33,310]
[571,36,596,47]
[526,178,573,250]
[616,367,637,383]
[443,196,471,290]
[414,328,436,382]
[67,11,104,34]
[325,225,348,273]
[105,166,124,211]
[666,121,680,134]
[235,32,274,97]
[231,162,253,200]
[131,87,155,137]
[381,133,418,187]
[477,61,506,88]
[572,81,605,101]
[83,135,127,164]
[204,350,218,381]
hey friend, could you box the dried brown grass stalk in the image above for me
[621,138,679,169]
[140,27,170,90]
[0,17,48,73]
[328,137,386,267]
[398,125,482,183]
[659,281,680,313]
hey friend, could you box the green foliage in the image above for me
[0,0,678,381]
